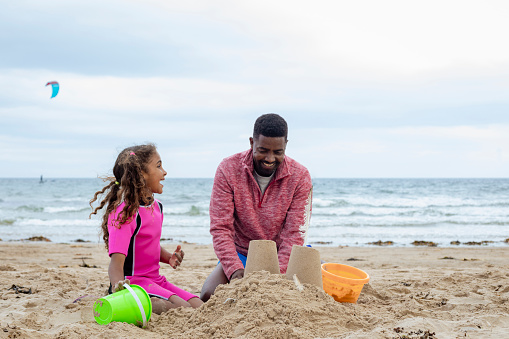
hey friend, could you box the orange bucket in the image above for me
[321,263,370,303]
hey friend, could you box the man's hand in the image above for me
[230,269,244,281]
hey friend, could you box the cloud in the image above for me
[1,0,509,178]
[290,124,509,178]
[143,0,509,79]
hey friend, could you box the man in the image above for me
[200,113,313,302]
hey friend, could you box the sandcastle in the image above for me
[244,240,280,274]
[285,245,323,288]
[244,241,323,290]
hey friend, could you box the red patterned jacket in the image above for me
[210,149,313,279]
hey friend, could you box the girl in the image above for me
[89,144,203,313]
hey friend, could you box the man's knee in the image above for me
[200,265,228,302]
[200,288,212,302]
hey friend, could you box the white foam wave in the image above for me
[17,219,96,226]
[44,206,87,213]
[312,198,336,207]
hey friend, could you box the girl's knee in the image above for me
[169,294,191,308]
[151,297,173,314]
[151,295,200,314]
[188,297,204,308]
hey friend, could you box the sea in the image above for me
[1,178,508,247]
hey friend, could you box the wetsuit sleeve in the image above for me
[209,164,244,279]
[277,169,313,273]
[108,212,136,257]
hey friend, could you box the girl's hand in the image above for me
[113,279,130,292]
[169,245,184,269]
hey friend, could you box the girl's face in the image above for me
[142,151,167,194]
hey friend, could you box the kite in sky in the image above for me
[45,81,59,98]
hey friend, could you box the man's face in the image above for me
[250,135,287,177]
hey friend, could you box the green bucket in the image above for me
[93,284,152,328]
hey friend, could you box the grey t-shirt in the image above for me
[253,170,274,195]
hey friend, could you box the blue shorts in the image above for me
[237,252,247,267]
[219,252,247,267]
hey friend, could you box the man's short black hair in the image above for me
[253,113,288,140]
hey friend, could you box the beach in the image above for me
[1,242,508,338]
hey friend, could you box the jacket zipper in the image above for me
[258,180,276,208]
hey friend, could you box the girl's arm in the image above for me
[160,245,184,268]
[109,253,127,290]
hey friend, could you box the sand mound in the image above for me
[150,271,363,338]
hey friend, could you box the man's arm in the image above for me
[277,170,313,273]
[209,165,245,279]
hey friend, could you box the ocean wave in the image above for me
[377,189,396,194]
[310,222,441,228]
[312,202,509,215]
[427,202,509,208]
[0,219,15,225]
[15,205,44,212]
[396,210,456,217]
[312,199,349,207]
[170,194,209,202]
[56,197,87,202]
[168,205,208,216]
[309,220,509,228]
[312,209,458,217]
[44,206,90,213]
[445,220,509,226]
[16,219,96,226]
[313,201,421,209]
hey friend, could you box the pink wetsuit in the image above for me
[108,199,197,301]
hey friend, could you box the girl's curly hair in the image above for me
[89,144,157,249]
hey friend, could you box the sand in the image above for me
[1,242,508,338]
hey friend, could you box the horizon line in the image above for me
[2,177,509,180]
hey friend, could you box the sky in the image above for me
[1,0,509,178]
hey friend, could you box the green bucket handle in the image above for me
[124,284,148,327]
